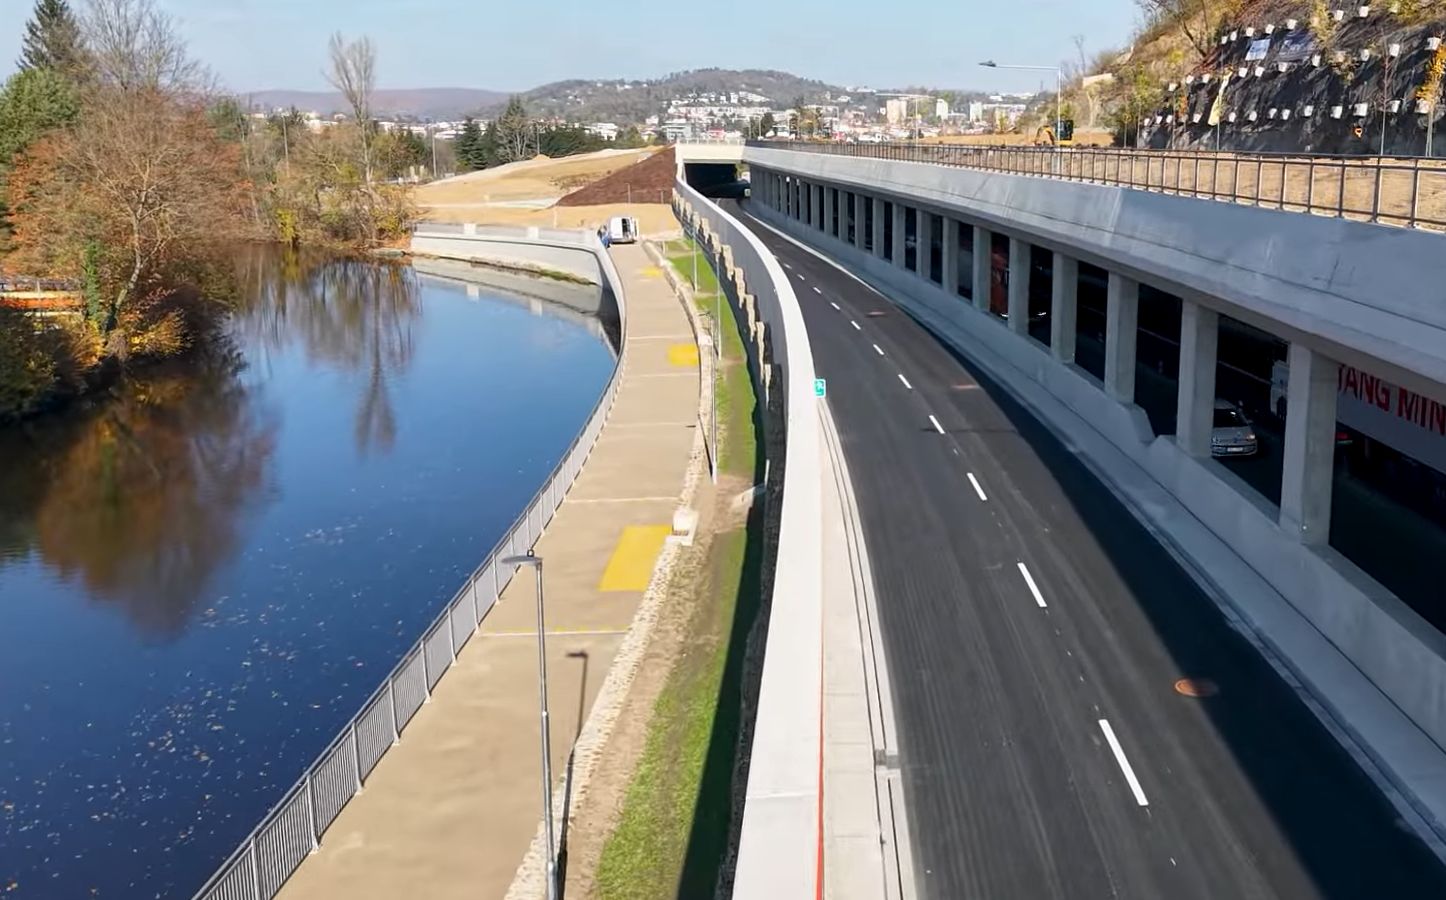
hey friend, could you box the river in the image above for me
[0,249,617,897]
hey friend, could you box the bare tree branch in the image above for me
[82,0,211,94]
[326,32,377,184]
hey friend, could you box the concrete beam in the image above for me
[1105,272,1139,403]
[1279,344,1339,545]
[1008,237,1030,336]
[1051,252,1078,363]
[972,225,991,312]
[1177,299,1219,457]
[892,203,907,269]
[942,218,959,296]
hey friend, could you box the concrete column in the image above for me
[853,195,868,252]
[942,218,959,296]
[1176,299,1219,457]
[918,212,933,283]
[1007,237,1030,335]
[812,184,823,230]
[823,187,836,238]
[872,197,886,259]
[1050,252,1078,363]
[1104,272,1139,402]
[972,225,991,311]
[1280,344,1339,545]
[892,203,907,268]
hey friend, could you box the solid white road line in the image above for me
[851,320,861,331]
[812,286,822,294]
[873,343,885,356]
[1098,719,1150,807]
[1017,562,1046,607]
[967,473,988,502]
[897,373,913,390]
[830,302,841,310]
[928,414,945,434]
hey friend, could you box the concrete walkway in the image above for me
[277,243,700,900]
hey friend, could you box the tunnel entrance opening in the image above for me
[684,162,744,199]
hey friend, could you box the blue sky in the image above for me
[1,0,1141,93]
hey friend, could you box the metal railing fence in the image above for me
[746,139,1446,232]
[192,228,627,900]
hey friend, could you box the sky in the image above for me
[0,0,1142,94]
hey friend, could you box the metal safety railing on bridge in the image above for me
[747,139,1446,232]
[192,228,628,900]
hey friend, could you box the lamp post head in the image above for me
[979,60,998,67]
[502,552,541,569]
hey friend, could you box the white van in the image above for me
[606,216,639,244]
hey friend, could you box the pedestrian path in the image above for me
[276,242,700,900]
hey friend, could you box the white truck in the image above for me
[1271,359,1446,475]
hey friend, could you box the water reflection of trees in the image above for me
[233,248,419,454]
[0,352,277,638]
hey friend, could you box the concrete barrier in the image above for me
[672,178,825,897]
[411,224,605,284]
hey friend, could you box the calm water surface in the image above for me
[0,250,615,897]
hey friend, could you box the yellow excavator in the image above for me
[1033,118,1076,147]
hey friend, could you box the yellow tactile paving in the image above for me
[668,343,700,367]
[640,266,664,278]
[598,525,672,591]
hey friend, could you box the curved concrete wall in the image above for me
[745,147,1446,405]
[672,178,825,897]
[411,224,606,285]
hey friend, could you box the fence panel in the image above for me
[198,846,256,900]
[310,738,357,833]
[254,790,312,896]
[354,690,394,779]
[423,619,452,690]
[393,650,428,729]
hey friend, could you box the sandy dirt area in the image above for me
[415,148,660,205]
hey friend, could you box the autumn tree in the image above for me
[0,67,80,233]
[18,0,85,74]
[7,87,249,344]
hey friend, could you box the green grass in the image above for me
[594,241,763,899]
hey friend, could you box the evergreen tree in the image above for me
[455,117,484,170]
[758,112,776,137]
[615,125,646,149]
[18,0,84,74]
[478,120,500,168]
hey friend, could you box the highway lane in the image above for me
[724,201,1446,900]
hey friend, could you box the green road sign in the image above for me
[814,378,827,398]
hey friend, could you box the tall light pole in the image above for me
[501,552,558,900]
[980,60,1062,146]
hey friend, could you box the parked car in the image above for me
[1212,400,1259,457]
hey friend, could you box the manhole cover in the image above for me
[1174,678,1219,698]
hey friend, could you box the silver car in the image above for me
[1211,400,1259,457]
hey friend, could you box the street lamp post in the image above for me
[979,60,1063,147]
[501,552,558,900]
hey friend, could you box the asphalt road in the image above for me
[725,201,1446,900]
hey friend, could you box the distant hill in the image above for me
[243,87,509,119]
[487,68,870,123]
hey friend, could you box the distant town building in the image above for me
[587,122,620,140]
[885,98,909,125]
[935,98,950,119]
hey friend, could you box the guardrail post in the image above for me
[1255,157,1264,207]
[1410,158,1422,227]
[421,642,432,701]
[249,838,263,899]
[1281,162,1289,210]
[1337,160,1346,218]
[350,722,364,790]
[388,680,400,742]
[305,774,320,851]
[1307,159,1316,212]
[1372,160,1384,223]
